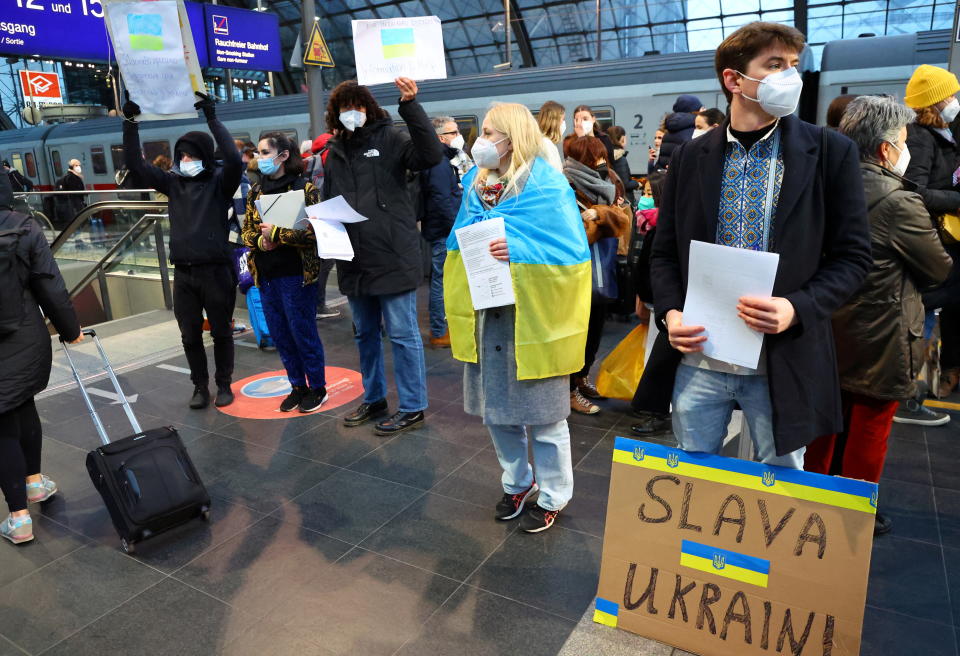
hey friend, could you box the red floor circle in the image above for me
[217,367,364,420]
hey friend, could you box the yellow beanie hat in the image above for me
[905,64,960,109]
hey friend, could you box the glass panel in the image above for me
[761,0,793,9]
[10,153,23,176]
[933,1,953,28]
[455,115,480,150]
[888,4,933,33]
[142,141,171,164]
[688,18,724,51]
[687,0,721,20]
[110,145,124,172]
[761,10,795,23]
[24,152,37,178]
[722,0,760,11]
[90,146,107,175]
[51,149,63,177]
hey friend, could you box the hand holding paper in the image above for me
[737,297,797,334]
[665,310,706,354]
[489,237,509,262]
[455,218,516,310]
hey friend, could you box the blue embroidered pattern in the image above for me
[716,130,784,251]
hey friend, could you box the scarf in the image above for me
[562,157,616,205]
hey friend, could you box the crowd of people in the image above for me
[2,20,959,543]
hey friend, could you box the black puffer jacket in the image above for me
[655,112,696,169]
[0,171,80,414]
[123,118,242,265]
[323,99,444,296]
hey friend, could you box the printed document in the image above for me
[255,190,307,229]
[682,240,780,369]
[454,217,515,310]
[301,219,355,261]
[304,196,368,223]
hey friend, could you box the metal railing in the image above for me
[49,200,167,255]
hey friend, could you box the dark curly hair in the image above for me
[325,81,389,138]
[259,131,304,176]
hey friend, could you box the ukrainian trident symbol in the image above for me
[633,447,645,461]
[762,470,776,487]
[712,554,726,570]
[666,452,680,468]
[870,490,878,508]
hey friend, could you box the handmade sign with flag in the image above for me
[444,158,592,380]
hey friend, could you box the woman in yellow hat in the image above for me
[904,63,960,403]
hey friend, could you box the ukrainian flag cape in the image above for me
[444,157,592,380]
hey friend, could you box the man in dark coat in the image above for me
[121,92,243,410]
[420,115,464,349]
[1,161,32,192]
[651,22,872,465]
[323,77,444,436]
[654,94,704,169]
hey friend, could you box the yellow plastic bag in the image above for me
[596,324,648,400]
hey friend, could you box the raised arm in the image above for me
[194,93,242,200]
[121,97,172,195]
[394,78,444,172]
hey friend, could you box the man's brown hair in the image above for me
[714,22,806,102]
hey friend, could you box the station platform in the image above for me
[2,295,958,656]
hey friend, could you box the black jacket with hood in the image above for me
[0,170,80,414]
[323,98,444,296]
[123,118,242,266]
[655,112,696,169]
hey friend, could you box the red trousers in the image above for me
[804,391,899,483]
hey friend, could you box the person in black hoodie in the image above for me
[655,94,705,169]
[323,77,444,436]
[0,169,81,545]
[122,92,242,409]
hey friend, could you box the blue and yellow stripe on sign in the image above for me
[612,436,878,514]
[381,27,415,58]
[593,597,619,627]
[680,539,770,588]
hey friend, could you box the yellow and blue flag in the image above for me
[444,158,592,380]
[680,539,770,588]
[381,27,415,59]
[593,597,619,627]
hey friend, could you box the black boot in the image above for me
[215,386,235,407]
[189,386,210,409]
[375,411,425,436]
[343,399,388,427]
[874,512,893,536]
[630,411,672,436]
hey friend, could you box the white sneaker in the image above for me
[1,514,33,544]
[26,475,58,504]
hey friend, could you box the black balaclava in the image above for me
[174,131,216,172]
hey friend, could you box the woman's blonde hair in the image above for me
[537,100,565,144]
[481,103,551,196]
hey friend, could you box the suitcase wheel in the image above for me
[120,538,135,555]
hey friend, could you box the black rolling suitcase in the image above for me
[62,329,211,554]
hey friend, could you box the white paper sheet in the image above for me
[681,240,780,369]
[255,190,307,229]
[454,217,515,311]
[304,196,368,224]
[351,17,447,86]
[302,218,355,261]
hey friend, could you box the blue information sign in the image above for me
[0,0,280,71]
[202,4,282,72]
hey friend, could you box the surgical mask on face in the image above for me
[339,110,366,132]
[941,97,960,124]
[560,120,568,136]
[887,141,911,177]
[692,128,708,139]
[179,160,203,177]
[450,134,465,151]
[471,136,508,169]
[579,119,594,136]
[72,165,82,174]
[738,67,804,118]
[257,154,280,176]
[637,196,655,210]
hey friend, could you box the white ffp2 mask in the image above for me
[471,137,508,169]
[339,110,367,132]
[738,67,804,118]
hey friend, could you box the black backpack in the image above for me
[0,211,31,335]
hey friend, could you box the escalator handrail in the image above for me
[65,212,169,300]
[50,200,168,256]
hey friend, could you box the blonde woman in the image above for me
[444,103,591,532]
[536,100,565,172]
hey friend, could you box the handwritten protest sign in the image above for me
[351,17,447,86]
[594,437,878,655]
[104,0,199,120]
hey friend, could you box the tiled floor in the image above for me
[4,293,959,655]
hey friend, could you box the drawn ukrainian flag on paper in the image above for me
[127,14,164,51]
[381,27,415,59]
[680,539,770,588]
[593,597,619,628]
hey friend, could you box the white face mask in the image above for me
[692,128,708,139]
[941,97,960,124]
[471,136,508,169]
[560,120,568,136]
[579,119,594,136]
[339,109,366,132]
[887,141,911,177]
[71,165,82,174]
[179,160,203,177]
[450,134,465,151]
[738,67,804,118]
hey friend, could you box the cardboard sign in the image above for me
[18,70,63,105]
[594,437,878,656]
[351,16,446,86]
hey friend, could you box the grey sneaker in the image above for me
[316,305,341,319]
[893,400,950,426]
[26,475,58,504]
[1,515,33,544]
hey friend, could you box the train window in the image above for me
[90,146,107,175]
[232,132,251,146]
[51,150,63,177]
[10,153,23,176]
[590,106,615,132]
[110,145,124,172]
[143,141,171,163]
[454,115,479,151]
[23,152,37,178]
[258,129,298,143]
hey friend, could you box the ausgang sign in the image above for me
[594,437,877,656]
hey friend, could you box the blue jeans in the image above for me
[348,290,428,413]
[429,239,447,338]
[487,420,574,511]
[259,276,326,389]
[672,364,805,469]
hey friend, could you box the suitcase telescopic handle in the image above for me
[60,328,143,446]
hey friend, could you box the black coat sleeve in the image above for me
[123,120,172,196]
[613,157,638,192]
[209,117,243,199]
[905,126,960,215]
[26,224,80,341]
[422,161,458,224]
[650,141,688,325]
[396,100,444,172]
[784,136,873,330]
